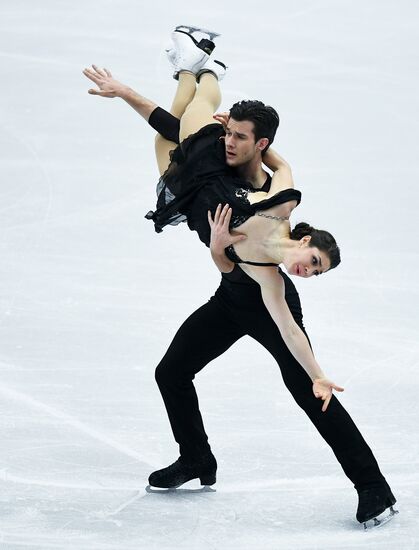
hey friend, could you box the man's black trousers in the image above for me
[154,269,386,491]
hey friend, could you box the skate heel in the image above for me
[385,494,396,507]
[199,473,216,486]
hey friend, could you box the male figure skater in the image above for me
[83,26,397,527]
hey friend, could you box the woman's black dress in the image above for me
[145,124,301,256]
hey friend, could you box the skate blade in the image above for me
[175,25,220,40]
[363,506,399,530]
[145,484,180,493]
[145,484,215,494]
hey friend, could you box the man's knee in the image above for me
[155,361,171,388]
[155,358,194,389]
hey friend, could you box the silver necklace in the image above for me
[256,212,289,221]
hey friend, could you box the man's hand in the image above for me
[208,204,246,253]
[207,204,246,274]
[213,111,230,129]
[83,65,128,98]
[313,378,344,412]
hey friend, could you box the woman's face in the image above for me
[284,237,331,278]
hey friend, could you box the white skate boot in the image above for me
[167,25,220,80]
[174,24,220,54]
[197,58,227,81]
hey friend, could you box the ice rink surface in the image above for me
[1,0,418,548]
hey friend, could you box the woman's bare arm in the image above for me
[241,264,344,411]
[83,65,157,121]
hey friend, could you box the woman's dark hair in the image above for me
[290,222,341,270]
[229,100,279,152]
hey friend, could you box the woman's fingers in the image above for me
[313,387,330,412]
[322,394,332,412]
[212,112,230,129]
[104,68,112,77]
[83,68,100,84]
[313,382,343,412]
[92,64,107,77]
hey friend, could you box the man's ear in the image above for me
[256,137,269,151]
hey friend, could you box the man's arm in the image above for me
[208,204,246,273]
[83,65,157,121]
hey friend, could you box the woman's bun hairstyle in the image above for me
[290,222,341,270]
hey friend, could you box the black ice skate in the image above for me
[148,453,217,489]
[356,483,399,529]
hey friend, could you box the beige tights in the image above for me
[155,72,221,176]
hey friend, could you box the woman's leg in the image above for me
[155,71,197,175]
[179,73,221,142]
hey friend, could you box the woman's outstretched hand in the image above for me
[83,65,127,98]
[208,204,246,251]
[313,378,344,412]
[213,111,230,129]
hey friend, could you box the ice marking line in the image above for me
[93,490,144,518]
[0,382,151,465]
[0,469,140,492]
[0,123,53,320]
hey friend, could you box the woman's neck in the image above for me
[263,234,296,265]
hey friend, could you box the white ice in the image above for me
[0,1,418,548]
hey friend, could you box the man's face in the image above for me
[224,118,265,167]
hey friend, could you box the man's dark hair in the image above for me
[229,100,280,152]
